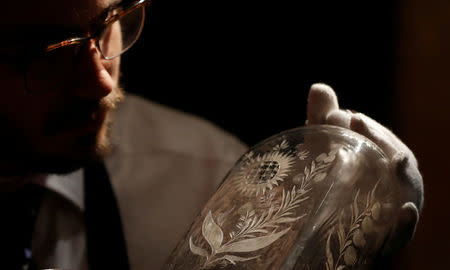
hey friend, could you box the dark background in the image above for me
[120,1,395,146]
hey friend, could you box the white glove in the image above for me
[306,83,424,256]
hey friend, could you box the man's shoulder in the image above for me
[105,94,248,269]
[110,94,247,162]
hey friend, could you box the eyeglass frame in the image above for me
[45,0,149,58]
[0,0,150,92]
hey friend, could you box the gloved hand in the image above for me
[306,83,424,257]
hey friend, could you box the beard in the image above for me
[0,86,125,177]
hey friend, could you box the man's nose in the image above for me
[71,39,115,100]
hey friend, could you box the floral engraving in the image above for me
[293,148,338,193]
[272,139,290,152]
[296,143,310,160]
[228,186,308,241]
[325,182,381,270]
[233,151,295,196]
[188,148,344,269]
[189,186,308,269]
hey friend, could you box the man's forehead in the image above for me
[1,0,120,33]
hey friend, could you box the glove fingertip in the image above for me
[325,110,351,128]
[349,113,367,133]
[393,153,424,212]
[307,83,339,124]
[308,83,339,107]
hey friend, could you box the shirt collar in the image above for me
[38,169,85,211]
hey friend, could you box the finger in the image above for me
[350,113,424,210]
[381,202,419,257]
[349,113,399,159]
[325,109,352,129]
[398,202,420,241]
[306,83,339,125]
[392,152,424,211]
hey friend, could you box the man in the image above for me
[0,0,423,269]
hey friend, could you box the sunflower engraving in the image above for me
[233,151,295,196]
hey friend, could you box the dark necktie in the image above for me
[84,162,130,270]
[0,183,44,270]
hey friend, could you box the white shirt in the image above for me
[32,169,89,270]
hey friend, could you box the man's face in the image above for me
[0,0,125,176]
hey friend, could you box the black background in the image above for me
[120,1,396,146]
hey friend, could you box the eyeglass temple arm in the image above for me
[45,37,90,53]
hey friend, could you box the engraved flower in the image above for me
[233,151,295,196]
[296,143,310,160]
[242,151,255,163]
[272,139,290,151]
[297,150,310,160]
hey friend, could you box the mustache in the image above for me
[44,87,124,136]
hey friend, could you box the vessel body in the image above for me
[164,125,399,270]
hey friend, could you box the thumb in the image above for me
[382,202,419,256]
[306,83,339,125]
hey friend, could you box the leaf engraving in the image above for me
[218,227,290,253]
[293,148,337,192]
[220,255,260,264]
[190,185,309,268]
[189,237,209,258]
[324,181,383,270]
[202,211,223,251]
[273,139,289,151]
[326,232,334,270]
[314,172,327,183]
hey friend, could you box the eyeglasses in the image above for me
[21,0,149,93]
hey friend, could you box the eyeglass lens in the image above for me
[25,5,145,93]
[99,6,145,60]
